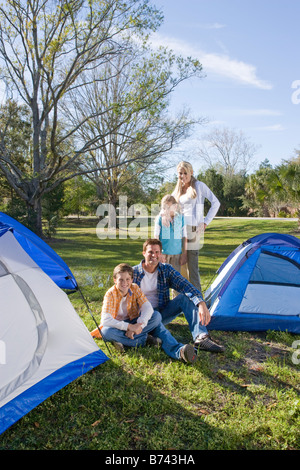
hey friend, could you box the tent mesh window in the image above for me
[249,250,300,287]
[238,249,300,316]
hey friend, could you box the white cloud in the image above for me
[233,109,282,116]
[200,23,226,30]
[202,52,272,89]
[253,124,285,131]
[150,33,273,90]
[206,119,228,127]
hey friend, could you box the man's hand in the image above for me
[126,323,143,339]
[198,301,211,326]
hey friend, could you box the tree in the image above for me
[0,100,32,221]
[269,157,300,230]
[197,168,247,216]
[63,175,98,217]
[241,159,279,217]
[0,0,163,235]
[197,127,259,176]
[73,45,203,228]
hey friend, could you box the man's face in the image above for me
[143,244,162,269]
[114,271,133,295]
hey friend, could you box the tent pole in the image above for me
[76,285,113,357]
[203,271,218,294]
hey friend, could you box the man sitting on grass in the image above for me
[91,263,197,364]
[133,239,224,354]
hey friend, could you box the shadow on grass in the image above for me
[167,322,300,399]
[0,353,268,451]
[2,324,299,451]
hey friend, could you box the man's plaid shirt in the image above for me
[132,261,203,310]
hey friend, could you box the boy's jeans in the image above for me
[158,293,208,341]
[101,310,185,360]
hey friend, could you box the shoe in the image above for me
[112,341,125,353]
[180,344,197,364]
[194,334,225,353]
[146,334,162,348]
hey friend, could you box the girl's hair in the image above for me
[161,194,177,208]
[160,194,180,227]
[113,263,133,279]
[173,161,197,201]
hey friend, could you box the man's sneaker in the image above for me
[146,334,162,348]
[180,344,197,364]
[194,334,225,353]
[112,341,125,353]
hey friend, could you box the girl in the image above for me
[154,194,187,273]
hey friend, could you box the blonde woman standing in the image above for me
[172,161,220,293]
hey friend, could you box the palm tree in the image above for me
[242,160,278,217]
[270,159,300,231]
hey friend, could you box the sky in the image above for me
[1,0,299,179]
[150,0,300,177]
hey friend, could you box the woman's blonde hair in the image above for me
[173,161,197,201]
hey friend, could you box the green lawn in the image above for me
[1,217,299,450]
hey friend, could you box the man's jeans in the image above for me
[101,310,185,360]
[158,293,208,341]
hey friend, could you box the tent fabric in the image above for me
[205,232,300,334]
[0,212,77,290]
[0,219,108,435]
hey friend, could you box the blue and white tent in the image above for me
[205,233,300,334]
[0,212,77,291]
[0,213,108,435]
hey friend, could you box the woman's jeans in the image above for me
[185,225,202,292]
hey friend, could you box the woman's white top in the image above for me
[174,180,220,227]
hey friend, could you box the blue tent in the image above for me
[0,212,77,290]
[205,233,300,334]
[0,213,108,435]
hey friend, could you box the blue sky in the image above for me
[151,0,300,175]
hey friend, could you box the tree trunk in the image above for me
[26,198,43,237]
[108,193,117,230]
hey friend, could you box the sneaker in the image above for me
[194,334,225,353]
[146,334,162,348]
[112,341,125,353]
[180,344,197,364]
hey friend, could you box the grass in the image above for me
[1,217,300,450]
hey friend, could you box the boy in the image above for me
[91,263,197,363]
